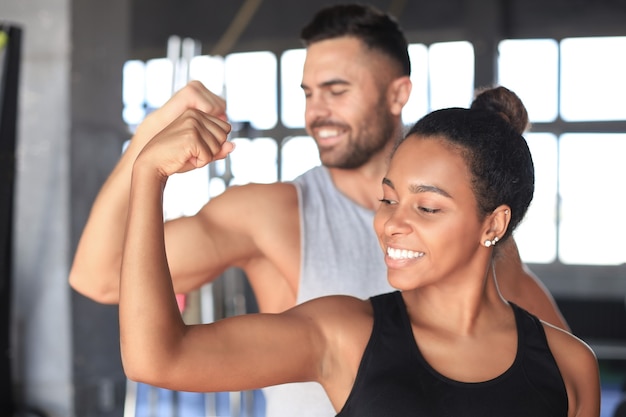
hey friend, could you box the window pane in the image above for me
[163,168,210,220]
[560,37,626,121]
[498,39,558,123]
[281,49,306,128]
[145,58,174,109]
[402,44,429,125]
[225,51,277,130]
[229,138,278,185]
[189,55,225,97]
[281,136,320,181]
[559,133,626,265]
[208,177,227,198]
[514,133,558,263]
[429,41,474,111]
[122,60,147,127]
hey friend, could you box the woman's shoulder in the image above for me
[294,294,375,320]
[288,295,376,341]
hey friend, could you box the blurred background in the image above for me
[1,0,626,416]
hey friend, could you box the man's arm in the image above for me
[69,81,237,303]
[496,238,570,331]
[543,325,600,416]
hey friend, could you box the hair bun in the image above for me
[470,86,529,135]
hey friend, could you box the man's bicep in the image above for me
[163,189,269,294]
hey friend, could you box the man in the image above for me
[70,4,567,416]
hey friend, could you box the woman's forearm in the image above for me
[119,162,186,383]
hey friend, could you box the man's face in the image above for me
[301,37,398,169]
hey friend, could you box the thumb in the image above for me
[213,141,236,160]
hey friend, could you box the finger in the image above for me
[169,110,231,164]
[213,141,236,160]
[150,81,227,131]
[192,111,232,149]
[190,141,235,169]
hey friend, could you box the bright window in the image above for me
[498,39,559,122]
[560,37,626,121]
[498,37,626,266]
[144,58,174,109]
[229,137,278,185]
[224,51,277,130]
[122,60,146,127]
[514,133,558,263]
[403,43,429,125]
[559,133,626,265]
[281,136,320,181]
[280,49,306,129]
[189,55,225,97]
[428,41,475,111]
[124,37,626,268]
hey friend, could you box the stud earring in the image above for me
[484,236,499,247]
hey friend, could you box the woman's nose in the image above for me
[383,206,412,236]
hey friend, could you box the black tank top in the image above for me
[336,291,568,417]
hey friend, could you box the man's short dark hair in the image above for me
[300,3,411,76]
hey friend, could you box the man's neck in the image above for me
[327,143,395,211]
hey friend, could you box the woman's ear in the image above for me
[481,205,511,247]
[388,75,412,116]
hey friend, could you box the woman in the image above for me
[119,87,600,416]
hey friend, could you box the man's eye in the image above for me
[378,198,396,205]
[330,89,347,96]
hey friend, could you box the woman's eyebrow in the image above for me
[382,177,394,189]
[382,178,451,198]
[409,184,451,198]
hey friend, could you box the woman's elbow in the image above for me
[68,268,120,304]
[121,349,178,388]
[121,357,157,386]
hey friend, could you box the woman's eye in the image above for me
[419,206,440,214]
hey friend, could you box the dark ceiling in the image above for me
[130,0,626,60]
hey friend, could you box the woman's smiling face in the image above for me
[374,135,488,291]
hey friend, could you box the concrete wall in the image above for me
[0,0,129,415]
[2,1,72,415]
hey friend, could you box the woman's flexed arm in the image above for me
[119,122,330,391]
[69,81,229,303]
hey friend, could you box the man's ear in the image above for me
[388,75,412,116]
[481,205,512,246]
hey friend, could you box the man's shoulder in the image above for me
[198,181,299,224]
[291,165,327,185]
[223,181,298,200]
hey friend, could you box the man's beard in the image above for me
[319,102,397,170]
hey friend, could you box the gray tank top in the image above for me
[262,166,392,417]
[294,166,391,302]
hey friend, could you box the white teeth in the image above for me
[387,247,424,260]
[318,129,340,138]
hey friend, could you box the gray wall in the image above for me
[2,0,72,415]
[1,0,129,415]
